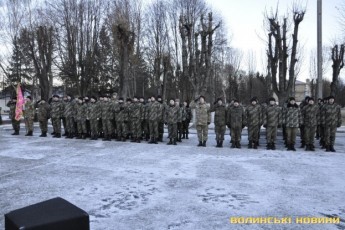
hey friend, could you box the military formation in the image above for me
[6,93,342,152]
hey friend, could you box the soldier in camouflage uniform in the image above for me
[37,99,50,137]
[157,96,165,142]
[100,96,113,141]
[125,98,133,139]
[301,97,320,151]
[129,96,144,143]
[64,95,75,138]
[88,96,100,140]
[23,96,35,136]
[321,95,342,152]
[164,99,179,145]
[246,97,262,149]
[7,97,20,135]
[227,99,245,148]
[182,101,192,139]
[114,97,128,141]
[83,96,91,137]
[148,96,164,144]
[190,95,211,147]
[316,98,324,140]
[210,98,227,148]
[75,97,87,139]
[299,96,310,148]
[97,96,104,138]
[283,97,302,151]
[319,97,328,148]
[50,95,63,138]
[262,97,282,150]
[61,96,67,136]
[175,99,184,142]
[110,93,118,138]
[140,97,149,141]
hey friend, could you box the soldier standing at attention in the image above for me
[75,97,87,139]
[190,95,211,147]
[115,97,128,141]
[262,97,282,150]
[299,96,310,148]
[321,95,342,152]
[182,101,192,139]
[284,97,302,151]
[97,96,104,138]
[23,96,35,136]
[88,96,100,140]
[210,98,227,148]
[157,96,165,142]
[246,97,262,149]
[101,96,113,141]
[148,96,163,144]
[175,99,184,142]
[7,97,20,135]
[50,95,63,138]
[61,96,68,136]
[301,97,319,151]
[64,95,75,138]
[319,97,328,149]
[165,99,179,145]
[129,96,144,143]
[227,99,246,148]
[37,99,50,137]
[140,97,149,141]
[125,98,133,139]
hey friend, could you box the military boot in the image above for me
[182,133,186,139]
[173,138,177,145]
[25,131,33,136]
[291,144,296,151]
[178,133,182,142]
[216,140,220,148]
[305,144,310,151]
[202,141,206,147]
[330,145,336,152]
[55,133,61,138]
[167,139,173,145]
[186,132,189,139]
[39,132,47,137]
[236,141,242,149]
[231,142,236,148]
[153,137,158,144]
[219,141,223,148]
[325,145,331,152]
[253,141,258,149]
[271,143,276,150]
[136,137,141,143]
[197,141,203,147]
[266,143,271,150]
[248,141,253,149]
[76,133,82,139]
[300,141,305,148]
[131,137,137,143]
[12,130,19,135]
[309,144,315,151]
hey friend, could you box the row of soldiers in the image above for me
[7,94,342,152]
[190,95,342,152]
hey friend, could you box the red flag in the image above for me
[15,83,25,121]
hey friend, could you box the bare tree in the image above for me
[265,5,305,105]
[331,44,345,96]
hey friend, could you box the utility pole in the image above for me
[317,0,323,99]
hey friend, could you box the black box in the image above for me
[5,197,89,230]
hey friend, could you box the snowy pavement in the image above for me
[0,124,345,230]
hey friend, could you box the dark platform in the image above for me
[5,197,89,230]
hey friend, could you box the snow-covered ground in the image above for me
[1,123,345,230]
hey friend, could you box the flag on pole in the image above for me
[15,83,25,121]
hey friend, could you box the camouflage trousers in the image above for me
[304,125,317,145]
[116,121,127,137]
[141,119,149,137]
[102,119,113,136]
[158,121,164,139]
[77,120,87,134]
[266,126,277,143]
[299,125,305,143]
[90,119,98,137]
[215,125,226,141]
[182,120,190,134]
[52,117,61,134]
[98,119,103,133]
[39,120,48,132]
[11,118,20,131]
[24,117,34,132]
[286,127,298,145]
[168,123,177,139]
[62,117,66,131]
[230,126,242,143]
[65,117,75,134]
[324,125,337,146]
[196,124,208,142]
[131,119,142,138]
[149,120,159,138]
[248,125,260,142]
[177,122,183,136]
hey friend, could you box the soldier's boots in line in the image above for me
[102,135,111,141]
[167,138,177,145]
[11,130,19,135]
[25,131,33,136]
[197,141,206,147]
[53,133,61,138]
[148,137,158,144]
[326,145,336,152]
[266,143,276,150]
[216,140,223,148]
[287,144,296,151]
[305,144,315,151]
[177,134,182,142]
[39,132,47,137]
[248,141,258,149]
[300,141,305,148]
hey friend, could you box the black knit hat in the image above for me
[78,97,83,100]
[119,97,124,101]
[269,97,275,102]
[91,96,97,101]
[308,97,314,102]
[126,98,132,102]
[234,99,239,103]
[199,95,205,100]
[216,97,223,102]
[250,97,257,102]
[329,95,335,100]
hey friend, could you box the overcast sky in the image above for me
[207,0,344,82]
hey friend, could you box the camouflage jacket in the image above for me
[301,104,320,127]
[6,101,16,119]
[101,101,113,120]
[37,102,50,121]
[182,106,192,121]
[88,102,100,120]
[64,100,75,118]
[129,102,144,121]
[23,101,35,119]
[245,104,262,127]
[147,101,164,121]
[164,105,180,124]
[190,101,211,126]
[61,101,66,117]
[50,101,63,119]
[227,105,246,128]
[76,103,87,121]
[283,104,302,128]
[210,104,227,126]
[177,106,184,122]
[263,104,282,127]
[114,103,128,122]
[321,103,342,127]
